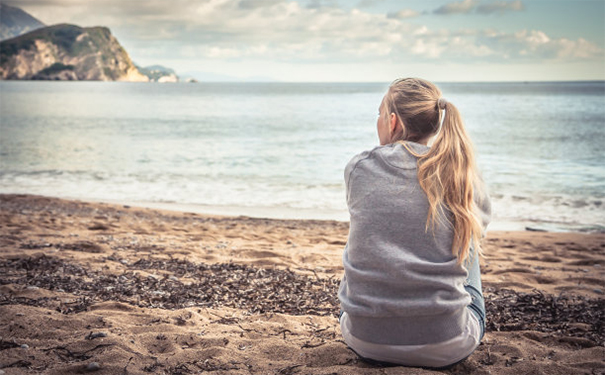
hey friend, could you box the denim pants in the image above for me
[464,249,486,340]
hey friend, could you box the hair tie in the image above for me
[438,97,447,110]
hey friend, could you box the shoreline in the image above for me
[1,193,603,374]
[2,192,600,233]
[0,193,605,234]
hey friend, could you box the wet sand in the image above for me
[1,194,603,374]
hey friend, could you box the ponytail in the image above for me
[416,101,483,263]
[387,78,483,264]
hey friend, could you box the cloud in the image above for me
[304,0,339,9]
[433,0,477,15]
[238,0,283,10]
[9,0,602,67]
[480,29,604,60]
[384,26,602,63]
[476,0,524,14]
[386,9,419,19]
[356,0,385,8]
[433,0,525,16]
[12,0,415,60]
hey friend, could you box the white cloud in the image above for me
[511,30,602,59]
[434,0,525,16]
[477,0,524,14]
[405,31,494,60]
[356,0,385,8]
[205,46,242,59]
[433,0,478,15]
[9,0,603,69]
[391,27,602,63]
[386,9,420,19]
[238,0,284,10]
[410,39,446,59]
[304,0,339,9]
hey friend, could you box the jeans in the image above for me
[463,248,486,340]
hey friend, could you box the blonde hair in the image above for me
[383,78,483,263]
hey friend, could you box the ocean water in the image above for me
[1,81,604,232]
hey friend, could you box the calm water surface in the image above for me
[1,81,603,231]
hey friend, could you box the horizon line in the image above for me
[1,79,604,84]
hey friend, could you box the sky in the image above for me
[7,0,605,82]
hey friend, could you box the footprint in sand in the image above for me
[242,250,282,259]
[522,255,562,263]
[534,275,557,284]
[61,241,105,253]
[259,344,302,361]
[486,281,534,290]
[567,258,604,266]
[294,253,330,266]
[565,277,603,286]
[147,336,178,354]
[301,342,355,367]
[493,343,525,355]
[492,267,533,275]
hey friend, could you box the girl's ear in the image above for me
[389,113,399,134]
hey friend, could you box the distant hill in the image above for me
[181,70,278,82]
[137,64,179,82]
[0,3,45,41]
[0,23,148,81]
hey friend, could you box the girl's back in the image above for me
[338,78,491,368]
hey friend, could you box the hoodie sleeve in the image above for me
[344,150,373,205]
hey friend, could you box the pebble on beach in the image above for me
[86,362,101,371]
[86,332,108,340]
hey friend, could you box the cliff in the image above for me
[0,24,148,81]
[0,3,45,41]
[137,64,179,82]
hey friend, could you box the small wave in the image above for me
[491,193,604,232]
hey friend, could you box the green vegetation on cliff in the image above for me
[0,24,120,64]
[37,62,75,75]
[0,23,146,81]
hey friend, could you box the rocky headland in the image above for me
[0,3,45,41]
[0,23,148,81]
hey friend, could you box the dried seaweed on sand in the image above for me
[1,255,603,346]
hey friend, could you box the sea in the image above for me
[1,81,604,232]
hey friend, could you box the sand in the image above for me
[0,194,603,374]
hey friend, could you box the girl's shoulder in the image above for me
[346,142,429,174]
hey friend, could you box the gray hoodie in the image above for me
[338,142,491,345]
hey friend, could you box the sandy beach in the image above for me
[0,194,603,374]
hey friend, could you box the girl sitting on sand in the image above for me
[338,78,491,368]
